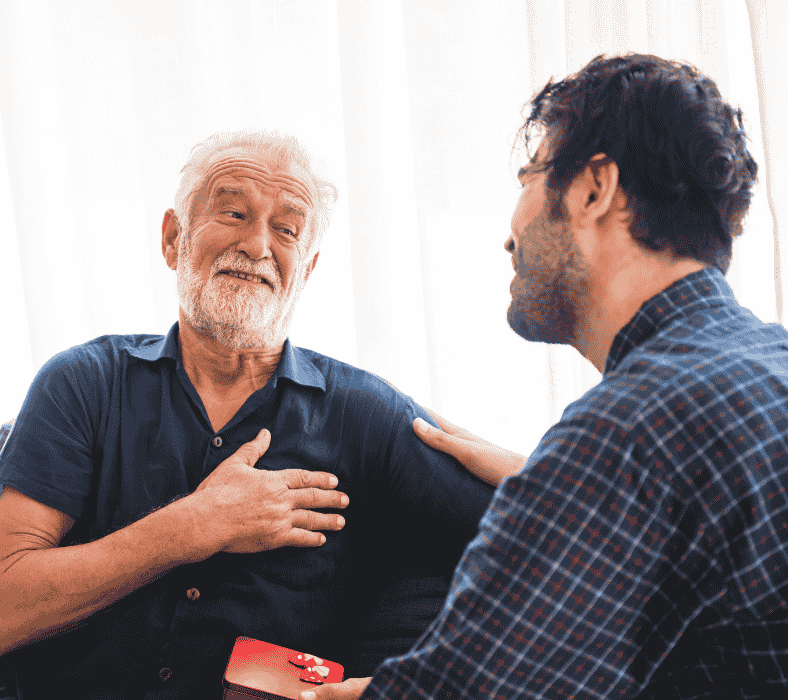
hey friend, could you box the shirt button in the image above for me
[186,587,200,601]
[159,667,172,682]
[212,436,222,448]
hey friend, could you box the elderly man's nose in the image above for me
[238,221,273,259]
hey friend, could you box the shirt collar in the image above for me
[274,338,326,392]
[125,322,326,392]
[124,322,181,362]
[604,267,737,375]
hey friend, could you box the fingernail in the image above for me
[415,417,430,430]
[341,494,349,506]
[329,475,338,487]
[259,429,269,438]
[301,692,316,700]
[337,515,345,527]
[319,534,326,545]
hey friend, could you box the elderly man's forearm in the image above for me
[0,494,214,654]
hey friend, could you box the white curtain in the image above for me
[1,0,786,460]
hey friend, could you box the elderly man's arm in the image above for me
[0,429,348,655]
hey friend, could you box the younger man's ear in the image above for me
[564,153,620,229]
[584,154,619,218]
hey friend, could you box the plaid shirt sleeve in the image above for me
[360,403,724,700]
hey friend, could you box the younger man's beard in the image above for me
[507,202,588,347]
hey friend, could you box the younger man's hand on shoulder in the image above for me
[414,409,526,487]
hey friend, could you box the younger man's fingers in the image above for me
[422,407,457,433]
[299,676,373,700]
[414,417,468,463]
[422,407,479,441]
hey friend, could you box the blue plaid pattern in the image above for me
[361,268,788,699]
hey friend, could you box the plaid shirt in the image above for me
[361,268,788,699]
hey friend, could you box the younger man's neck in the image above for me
[575,257,707,373]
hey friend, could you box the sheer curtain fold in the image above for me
[336,0,433,406]
[1,0,785,458]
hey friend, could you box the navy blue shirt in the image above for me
[0,323,495,699]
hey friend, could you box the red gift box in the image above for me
[222,636,344,700]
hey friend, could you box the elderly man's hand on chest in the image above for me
[189,428,349,555]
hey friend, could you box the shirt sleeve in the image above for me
[340,385,498,676]
[385,399,497,535]
[359,413,710,700]
[0,346,106,518]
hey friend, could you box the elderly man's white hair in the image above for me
[173,130,338,247]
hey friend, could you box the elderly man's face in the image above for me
[175,150,320,349]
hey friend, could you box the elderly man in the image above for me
[310,54,787,700]
[0,132,494,699]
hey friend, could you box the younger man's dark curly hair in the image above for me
[520,54,758,273]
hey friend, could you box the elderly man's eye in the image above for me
[278,227,296,237]
[223,211,245,220]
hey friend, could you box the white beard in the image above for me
[177,237,288,349]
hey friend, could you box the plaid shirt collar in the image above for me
[604,267,735,375]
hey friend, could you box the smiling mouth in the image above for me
[220,270,271,286]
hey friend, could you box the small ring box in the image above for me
[222,636,344,699]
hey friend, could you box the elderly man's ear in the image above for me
[162,209,182,270]
[304,251,320,282]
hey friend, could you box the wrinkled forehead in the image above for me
[197,149,318,211]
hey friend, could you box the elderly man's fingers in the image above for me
[290,486,349,511]
[299,676,373,700]
[281,469,341,491]
[292,510,346,532]
[285,528,328,548]
[232,429,272,465]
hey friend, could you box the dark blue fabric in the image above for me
[0,418,13,457]
[0,325,495,700]
[362,268,788,700]
[0,655,15,700]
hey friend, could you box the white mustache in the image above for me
[211,254,280,287]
